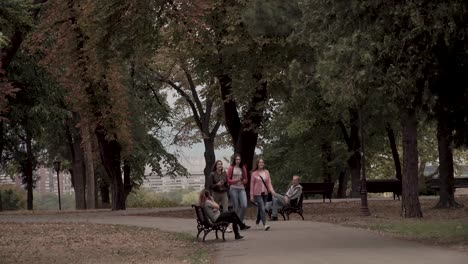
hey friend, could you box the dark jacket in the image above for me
[209,171,228,193]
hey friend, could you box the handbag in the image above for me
[259,175,273,202]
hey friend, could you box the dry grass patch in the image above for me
[0,223,213,264]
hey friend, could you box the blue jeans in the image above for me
[254,195,267,225]
[271,194,287,217]
[230,188,247,222]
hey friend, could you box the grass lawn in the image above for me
[369,221,468,247]
[0,223,213,264]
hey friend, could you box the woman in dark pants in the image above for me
[199,189,250,240]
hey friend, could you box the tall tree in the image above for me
[29,0,186,210]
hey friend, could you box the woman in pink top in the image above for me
[227,154,249,224]
[250,158,276,230]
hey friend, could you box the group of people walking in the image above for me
[199,154,303,240]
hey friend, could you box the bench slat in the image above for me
[300,182,335,202]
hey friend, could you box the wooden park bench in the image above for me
[365,179,402,200]
[192,204,229,242]
[267,193,305,221]
[430,177,468,193]
[301,182,335,202]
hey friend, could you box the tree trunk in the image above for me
[80,118,95,209]
[0,122,3,211]
[336,169,348,198]
[0,122,2,211]
[241,73,267,172]
[96,127,125,210]
[72,132,86,210]
[321,142,333,182]
[203,139,216,190]
[386,123,402,181]
[25,130,34,210]
[218,74,241,147]
[123,160,132,198]
[401,108,423,218]
[418,159,427,193]
[0,121,4,164]
[100,180,111,208]
[435,117,462,208]
[348,109,361,198]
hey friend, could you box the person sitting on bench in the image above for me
[200,189,250,240]
[269,175,303,221]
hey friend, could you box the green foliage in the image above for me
[0,0,33,46]
[0,185,26,210]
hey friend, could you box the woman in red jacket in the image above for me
[227,154,249,224]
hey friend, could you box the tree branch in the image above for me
[210,120,221,139]
[145,77,169,114]
[184,69,205,119]
[338,120,351,148]
[204,98,213,127]
[218,74,241,145]
[148,68,203,130]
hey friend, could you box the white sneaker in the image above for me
[226,227,233,233]
[264,224,270,231]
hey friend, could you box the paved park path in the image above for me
[1,209,467,264]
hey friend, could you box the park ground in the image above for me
[0,222,214,264]
[140,195,468,252]
[0,196,467,263]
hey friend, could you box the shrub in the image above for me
[181,190,200,206]
[34,192,75,211]
[127,188,179,208]
[0,185,27,210]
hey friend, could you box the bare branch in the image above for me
[337,120,351,148]
[184,69,205,119]
[146,67,203,130]
[210,120,221,139]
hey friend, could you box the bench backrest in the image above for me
[430,177,468,188]
[365,179,401,193]
[457,178,468,187]
[192,204,213,228]
[301,182,335,192]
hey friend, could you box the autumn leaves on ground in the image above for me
[0,223,213,264]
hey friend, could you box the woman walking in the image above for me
[200,189,249,240]
[209,160,229,212]
[227,154,248,224]
[250,158,275,231]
